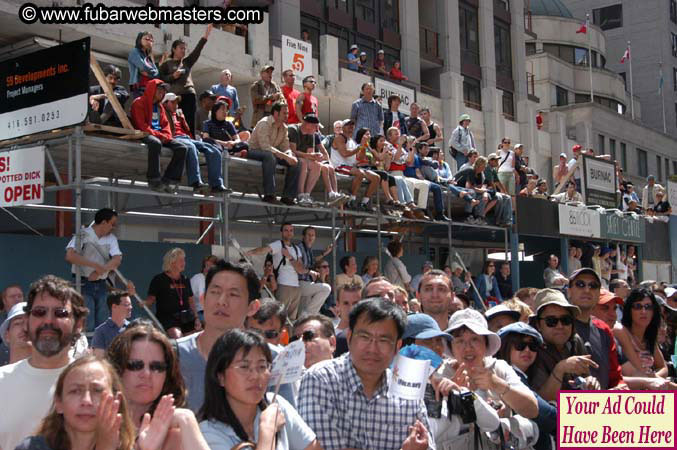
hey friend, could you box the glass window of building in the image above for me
[494,20,512,76]
[526,42,536,55]
[382,0,399,32]
[555,86,568,107]
[355,0,375,23]
[593,4,623,30]
[574,48,588,66]
[638,149,648,177]
[672,33,677,57]
[609,138,616,162]
[657,155,662,181]
[671,0,677,24]
[503,91,515,120]
[334,0,350,13]
[463,77,482,110]
[598,134,605,154]
[673,160,677,175]
[460,2,480,66]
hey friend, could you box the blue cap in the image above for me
[398,344,443,369]
[403,313,452,342]
[497,322,543,346]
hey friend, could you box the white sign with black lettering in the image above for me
[281,35,312,81]
[269,339,305,386]
[558,204,601,238]
[389,354,431,401]
[668,181,677,216]
[584,157,616,193]
[374,78,415,115]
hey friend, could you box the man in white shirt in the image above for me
[246,223,305,320]
[65,208,122,332]
[566,144,582,192]
[0,275,88,450]
[190,254,218,321]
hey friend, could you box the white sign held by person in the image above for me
[668,181,677,216]
[0,145,44,207]
[374,78,415,115]
[558,203,601,238]
[269,339,306,386]
[389,354,431,401]
[281,35,312,81]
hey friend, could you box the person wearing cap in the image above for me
[554,152,569,186]
[663,287,677,310]
[402,313,452,359]
[389,60,409,81]
[450,262,471,295]
[250,65,282,125]
[127,31,160,100]
[449,114,475,170]
[248,101,300,205]
[532,179,548,199]
[159,24,212,134]
[496,323,556,450]
[0,302,30,367]
[163,93,228,194]
[440,309,538,421]
[529,288,601,401]
[357,51,369,74]
[280,69,301,124]
[374,49,388,76]
[351,82,384,138]
[566,144,583,192]
[298,298,435,450]
[346,43,360,71]
[130,78,189,192]
[592,289,624,330]
[484,152,513,227]
[88,64,129,127]
[416,269,455,332]
[543,254,568,290]
[641,175,664,210]
[551,180,583,203]
[567,268,625,390]
[485,304,520,333]
[196,89,217,133]
[295,75,320,121]
[211,69,241,118]
[653,189,672,215]
[411,262,434,296]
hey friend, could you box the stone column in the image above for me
[440,0,463,151]
[478,0,499,154]
[399,0,421,85]
[268,0,300,47]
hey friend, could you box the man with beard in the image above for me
[0,275,88,450]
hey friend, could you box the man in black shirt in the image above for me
[454,156,489,224]
[88,65,129,127]
[654,190,672,215]
[404,102,430,143]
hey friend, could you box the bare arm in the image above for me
[295,93,305,117]
[65,248,106,273]
[246,245,273,257]
[333,135,359,158]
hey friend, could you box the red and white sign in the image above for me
[281,35,312,82]
[0,145,44,207]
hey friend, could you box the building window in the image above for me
[621,143,627,170]
[592,4,623,30]
[494,20,512,77]
[355,0,375,23]
[574,48,588,66]
[609,138,616,161]
[672,0,677,24]
[657,155,663,182]
[463,77,482,110]
[638,149,648,177]
[674,68,677,91]
[672,33,677,57]
[334,0,350,14]
[673,160,677,175]
[526,42,536,55]
[382,0,399,33]
[598,134,605,154]
[555,86,568,107]
[503,91,515,120]
[460,2,480,66]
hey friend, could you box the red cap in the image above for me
[216,96,233,109]
[599,289,623,306]
[572,144,582,152]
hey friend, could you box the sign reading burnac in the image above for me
[582,155,617,209]
[0,38,90,141]
[374,77,415,115]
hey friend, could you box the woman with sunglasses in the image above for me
[107,322,210,449]
[530,289,601,402]
[199,329,321,450]
[128,31,161,99]
[613,289,667,378]
[497,323,556,450]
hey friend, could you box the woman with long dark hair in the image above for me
[614,289,667,377]
[474,260,503,308]
[199,329,320,449]
[127,31,161,99]
[354,128,400,210]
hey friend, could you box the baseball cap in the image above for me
[377,49,385,54]
[598,289,624,306]
[569,267,602,286]
[451,262,463,272]
[560,153,567,158]
[514,143,524,150]
[664,287,677,299]
[497,322,544,345]
[260,64,275,73]
[398,344,443,369]
[199,90,217,101]
[532,288,580,317]
[161,92,180,103]
[572,144,582,152]
[485,304,521,323]
[359,51,367,56]
[342,119,355,126]
[302,113,320,124]
[0,302,27,338]
[446,309,501,356]
[488,153,499,160]
[349,44,358,51]
[403,313,452,342]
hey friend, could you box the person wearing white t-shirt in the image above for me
[566,144,583,191]
[246,223,305,320]
[496,138,517,196]
[65,208,125,332]
[0,275,87,450]
[190,254,218,321]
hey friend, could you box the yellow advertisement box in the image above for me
[559,392,675,448]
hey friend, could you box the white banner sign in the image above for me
[558,203,601,238]
[0,145,44,207]
[668,181,677,216]
[389,354,431,401]
[374,78,415,115]
[281,35,312,81]
[584,157,616,193]
[269,339,305,386]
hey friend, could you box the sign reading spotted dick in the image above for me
[559,392,675,448]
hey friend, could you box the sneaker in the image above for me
[148,179,165,192]
[346,200,357,210]
[298,195,313,206]
[465,216,478,224]
[210,185,231,195]
[280,197,296,206]
[327,192,344,206]
[360,201,376,213]
[192,182,210,195]
[163,183,178,194]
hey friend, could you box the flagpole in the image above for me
[587,14,594,102]
[660,60,667,133]
[628,41,634,120]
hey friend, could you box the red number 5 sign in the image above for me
[292,53,305,72]
[282,35,312,80]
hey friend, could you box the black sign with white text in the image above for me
[1,38,90,140]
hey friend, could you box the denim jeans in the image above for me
[175,135,224,187]
[454,152,468,170]
[143,136,188,182]
[493,192,513,224]
[429,182,444,213]
[247,148,300,198]
[393,176,413,203]
[82,280,109,332]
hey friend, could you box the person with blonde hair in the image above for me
[143,248,201,338]
[501,296,533,322]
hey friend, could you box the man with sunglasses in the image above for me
[293,314,336,369]
[245,298,288,348]
[295,75,320,120]
[88,64,129,127]
[0,275,88,450]
[568,268,625,390]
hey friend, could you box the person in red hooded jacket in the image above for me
[131,79,189,192]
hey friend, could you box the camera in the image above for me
[447,391,477,424]
[666,361,677,382]
[570,376,586,390]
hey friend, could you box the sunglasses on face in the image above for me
[540,315,574,327]
[514,341,539,352]
[290,330,317,343]
[631,303,653,311]
[251,328,280,339]
[126,360,168,373]
[29,307,71,319]
[573,280,601,290]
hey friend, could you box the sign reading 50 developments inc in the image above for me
[0,38,90,140]
[582,156,617,209]
[374,78,415,115]
[558,204,601,238]
[281,35,312,81]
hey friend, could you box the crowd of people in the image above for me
[1,203,677,450]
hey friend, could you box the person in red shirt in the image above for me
[295,75,319,119]
[130,79,189,192]
[162,93,227,194]
[281,69,301,124]
[389,60,409,82]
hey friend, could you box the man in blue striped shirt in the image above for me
[350,82,384,138]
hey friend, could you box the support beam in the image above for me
[510,229,520,292]
[560,237,569,276]
[199,203,215,245]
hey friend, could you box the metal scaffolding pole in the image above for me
[447,194,453,265]
[331,208,337,295]
[74,127,82,294]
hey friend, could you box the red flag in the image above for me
[620,47,630,63]
[576,18,588,34]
